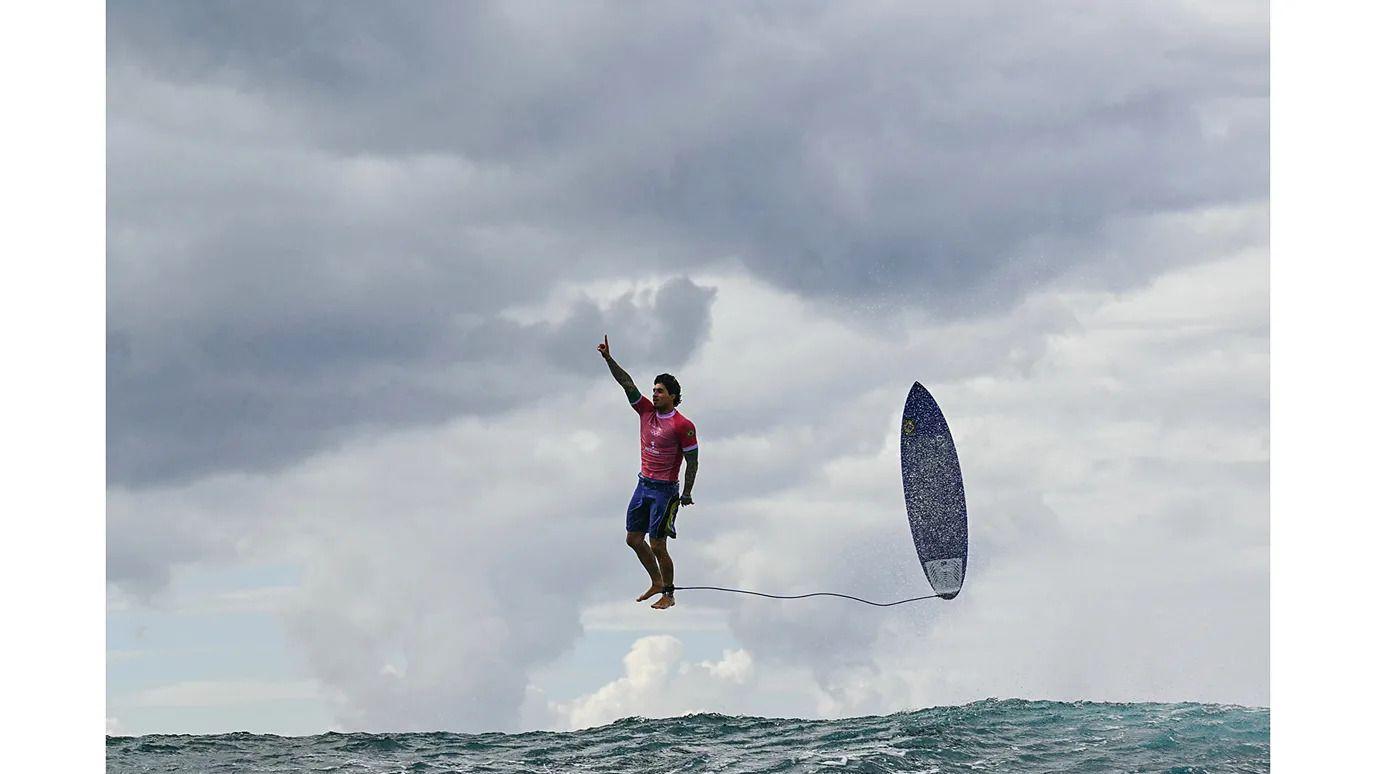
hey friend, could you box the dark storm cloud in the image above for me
[107,1,1266,485]
[108,277,713,486]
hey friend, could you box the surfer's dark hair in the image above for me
[654,373,682,406]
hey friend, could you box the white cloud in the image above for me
[677,231,1267,711]
[579,601,731,633]
[551,636,786,730]
[185,585,300,616]
[123,679,325,708]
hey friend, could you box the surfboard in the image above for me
[899,381,968,599]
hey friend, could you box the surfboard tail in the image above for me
[923,558,965,599]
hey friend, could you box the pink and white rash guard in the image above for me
[632,394,697,482]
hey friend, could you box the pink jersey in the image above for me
[632,394,698,482]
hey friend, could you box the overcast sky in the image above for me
[106,0,1268,735]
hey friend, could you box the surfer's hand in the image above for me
[679,494,694,506]
[597,334,610,359]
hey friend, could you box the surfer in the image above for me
[597,334,698,610]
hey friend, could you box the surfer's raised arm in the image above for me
[597,335,641,402]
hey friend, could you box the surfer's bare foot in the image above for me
[651,594,676,610]
[636,584,663,602]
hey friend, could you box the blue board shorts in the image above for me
[626,474,680,540]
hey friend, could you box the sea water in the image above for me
[106,698,1269,773]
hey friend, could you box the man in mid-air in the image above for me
[597,335,698,610]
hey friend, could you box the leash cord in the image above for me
[667,585,941,607]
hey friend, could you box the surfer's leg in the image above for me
[626,481,663,601]
[649,537,675,609]
[627,532,663,601]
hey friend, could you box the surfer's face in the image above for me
[652,383,675,411]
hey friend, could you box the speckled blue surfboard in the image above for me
[900,382,968,599]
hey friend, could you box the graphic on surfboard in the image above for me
[900,381,968,599]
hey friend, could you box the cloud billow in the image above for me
[108,1,1264,485]
[110,2,1266,298]
[108,275,713,487]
